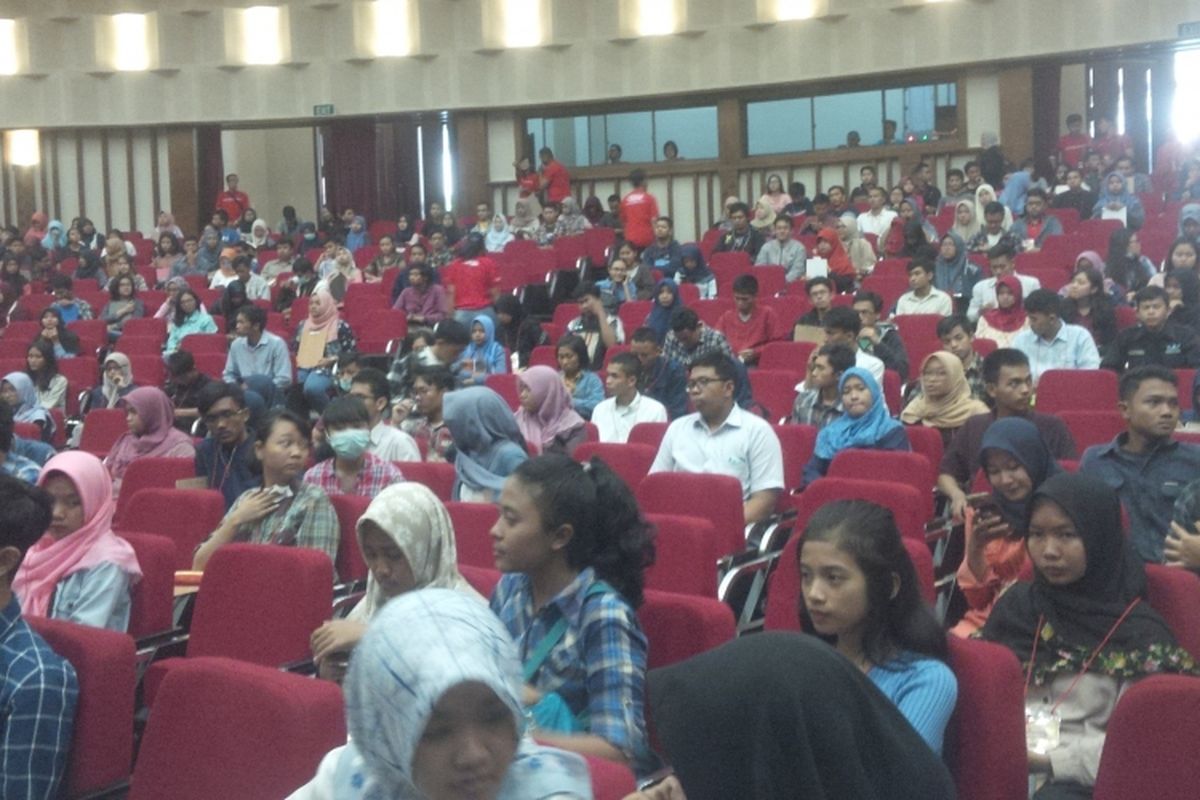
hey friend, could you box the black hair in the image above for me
[573,281,602,301]
[237,304,266,330]
[1066,113,1083,124]
[108,273,137,300]
[731,274,759,295]
[232,254,253,272]
[859,165,875,175]
[789,182,806,196]
[607,193,620,204]
[292,257,314,276]
[433,320,470,347]
[906,258,933,275]
[539,147,553,157]
[609,352,642,382]
[25,339,60,391]
[1134,285,1170,307]
[0,400,12,453]
[197,380,247,416]
[655,215,674,228]
[1120,365,1177,401]
[827,184,846,196]
[458,234,485,259]
[322,394,371,430]
[630,169,646,187]
[689,351,737,383]
[987,242,1017,262]
[1105,228,1148,293]
[981,348,1030,385]
[631,326,661,346]
[853,290,883,313]
[350,367,391,405]
[946,168,964,180]
[728,201,750,216]
[0,472,53,557]
[805,276,833,295]
[670,307,701,333]
[215,210,229,223]
[408,262,435,285]
[556,333,592,371]
[798,500,948,666]
[1026,187,1048,201]
[774,214,793,228]
[936,314,974,339]
[983,201,1006,218]
[816,342,856,374]
[513,454,655,608]
[822,306,861,336]
[1023,289,1061,316]
[174,289,202,327]
[411,365,456,393]
[49,273,72,292]
[812,193,830,205]
[257,408,311,444]
[166,349,196,378]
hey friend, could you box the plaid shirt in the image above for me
[302,453,404,499]
[490,568,651,771]
[220,482,340,577]
[1,597,78,800]
[401,417,454,462]
[791,388,844,430]
[1,452,42,485]
[662,324,735,369]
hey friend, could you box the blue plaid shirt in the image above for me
[490,568,651,770]
[1,596,78,799]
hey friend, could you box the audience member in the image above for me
[303,397,403,498]
[793,276,836,330]
[294,289,357,415]
[1008,188,1063,252]
[1104,227,1154,299]
[346,368,419,462]
[100,274,144,340]
[493,294,546,370]
[1093,171,1145,229]
[619,170,659,249]
[0,402,41,484]
[896,257,953,316]
[802,368,910,486]
[164,350,213,431]
[712,202,764,258]
[442,234,499,326]
[856,185,897,239]
[967,243,1041,322]
[755,213,806,283]
[837,215,877,278]
[663,307,735,368]
[104,387,197,495]
[1101,286,1200,372]
[443,386,528,503]
[716,274,781,366]
[629,326,687,419]
[224,304,291,413]
[592,352,668,444]
[387,321,468,397]
[164,288,219,354]
[791,343,854,429]
[852,290,910,380]
[932,232,981,299]
[26,339,68,413]
[83,353,138,414]
[516,364,589,455]
[900,351,989,446]
[1052,167,1098,220]
[195,382,260,510]
[1061,264,1119,354]
[567,282,624,367]
[973,274,1030,347]
[674,243,717,299]
[821,306,885,384]
[398,366,455,462]
[641,216,683,278]
[458,314,509,387]
[1012,289,1101,383]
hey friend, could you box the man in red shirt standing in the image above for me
[215,173,250,226]
[619,169,659,249]
[1092,114,1134,165]
[1057,113,1091,169]
[538,147,571,204]
[441,233,500,326]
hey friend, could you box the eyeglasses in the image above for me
[686,377,726,392]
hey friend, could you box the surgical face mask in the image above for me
[337,376,353,392]
[329,428,371,460]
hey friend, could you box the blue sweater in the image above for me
[869,653,958,755]
[569,371,605,420]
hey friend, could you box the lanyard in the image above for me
[1025,598,1141,713]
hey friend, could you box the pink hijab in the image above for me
[103,387,194,481]
[514,365,585,455]
[305,288,341,343]
[13,451,141,617]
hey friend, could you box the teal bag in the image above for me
[523,581,610,733]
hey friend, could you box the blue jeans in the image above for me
[240,374,282,430]
[296,369,334,414]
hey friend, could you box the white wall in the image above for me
[964,71,1001,147]
[220,127,318,230]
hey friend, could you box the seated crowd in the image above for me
[2,130,1200,800]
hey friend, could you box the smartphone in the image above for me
[965,492,1001,517]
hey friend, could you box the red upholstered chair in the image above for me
[129,657,346,800]
[772,424,817,493]
[637,472,746,558]
[485,373,521,411]
[627,421,670,450]
[179,332,228,355]
[120,316,167,342]
[446,501,500,570]
[115,489,226,571]
[459,563,502,596]
[1145,564,1200,660]
[827,449,935,515]
[126,354,167,387]
[1058,409,1127,452]
[708,251,752,275]
[67,319,108,355]
[59,357,99,415]
[586,755,638,800]
[328,495,371,583]
[394,460,456,502]
[1036,369,1118,413]
[78,408,130,458]
[758,340,816,373]
[26,617,136,799]
[113,457,196,525]
[637,589,736,671]
[617,300,653,335]
[643,513,720,597]
[787,477,930,544]
[572,442,657,488]
[893,314,944,372]
[943,636,1028,800]
[191,351,227,380]
[118,532,177,639]
[1176,368,1196,411]
[748,368,800,423]
[529,344,557,368]
[882,368,902,414]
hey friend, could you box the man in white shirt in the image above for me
[592,353,667,444]
[1011,289,1101,384]
[233,255,271,301]
[895,258,954,317]
[856,187,897,239]
[650,352,784,525]
[822,306,885,384]
[967,243,1042,322]
[348,368,421,462]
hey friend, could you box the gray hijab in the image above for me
[442,386,528,495]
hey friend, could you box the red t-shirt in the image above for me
[716,306,780,356]
[541,160,571,203]
[1057,133,1091,168]
[216,190,250,224]
[442,257,499,310]
[620,189,660,248]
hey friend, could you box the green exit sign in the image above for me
[313,104,335,117]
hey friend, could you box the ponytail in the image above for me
[512,454,656,608]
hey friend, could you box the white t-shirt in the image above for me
[591,392,668,444]
[649,405,785,501]
[370,422,421,462]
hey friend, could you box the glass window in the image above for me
[654,106,718,161]
[604,112,654,164]
[746,98,814,156]
[813,90,881,150]
[525,104,719,166]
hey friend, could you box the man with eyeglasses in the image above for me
[649,352,784,525]
[193,382,260,509]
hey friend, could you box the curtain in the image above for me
[1031,64,1062,180]
[324,119,379,221]
[195,125,224,232]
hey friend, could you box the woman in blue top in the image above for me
[489,454,656,777]
[458,314,508,386]
[798,499,958,754]
[643,278,684,343]
[1093,171,1145,230]
[674,243,717,299]
[442,386,528,503]
[554,335,603,421]
[802,367,910,486]
[164,288,219,354]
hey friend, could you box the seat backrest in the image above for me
[758,340,816,373]
[903,422,945,473]
[572,442,657,489]
[787,477,930,545]
[637,472,746,558]
[586,755,637,800]
[637,589,736,671]
[529,344,558,368]
[643,513,720,597]
[459,563,502,597]
[116,489,226,571]
[328,494,371,582]
[393,460,456,501]
[772,424,816,493]
[26,616,136,798]
[191,351,227,380]
[1058,409,1127,452]
[113,457,197,525]
[893,314,944,371]
[445,501,500,570]
[828,448,934,500]
[484,373,521,411]
[944,636,1028,800]
[1036,369,1118,412]
[627,421,670,450]
[78,408,131,458]
[129,656,346,800]
[748,368,800,423]
[118,532,177,639]
[126,354,167,387]
[188,544,334,666]
[1145,564,1200,660]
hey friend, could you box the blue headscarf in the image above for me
[933,232,972,295]
[442,386,528,496]
[1178,203,1200,238]
[2,371,54,433]
[462,314,505,367]
[813,367,903,460]
[980,416,1062,530]
[998,171,1032,217]
[677,243,714,284]
[345,216,369,252]
[1093,171,1142,218]
[645,278,683,342]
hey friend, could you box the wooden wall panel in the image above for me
[167,130,199,241]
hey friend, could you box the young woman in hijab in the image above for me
[1164,267,1200,332]
[932,231,981,299]
[814,227,856,292]
[458,314,508,386]
[508,199,540,240]
[155,210,185,241]
[1104,228,1154,300]
[245,218,274,251]
[750,199,777,233]
[1093,171,1146,230]
[103,387,196,495]
[12,451,142,632]
[195,226,222,274]
[83,353,138,414]
[802,367,910,486]
[164,288,219,354]
[582,196,606,227]
[1061,265,1119,353]
[307,483,480,682]
[981,473,1197,797]
[490,454,655,775]
[484,213,514,253]
[343,216,369,253]
[0,371,56,443]
[974,274,1030,347]
[952,417,1061,636]
[442,386,528,503]
[557,197,592,236]
[40,220,68,253]
[516,364,589,455]
[295,589,592,800]
[951,198,982,242]
[23,211,48,247]
[644,279,684,343]
[900,351,990,446]
[759,173,790,215]
[899,197,938,244]
[294,289,356,415]
[25,340,69,412]
[836,213,877,277]
[974,183,1013,229]
[194,409,340,573]
[672,244,716,300]
[1178,202,1200,239]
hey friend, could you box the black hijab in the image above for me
[980,417,1061,532]
[1168,268,1200,331]
[649,633,956,800]
[982,473,1177,672]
